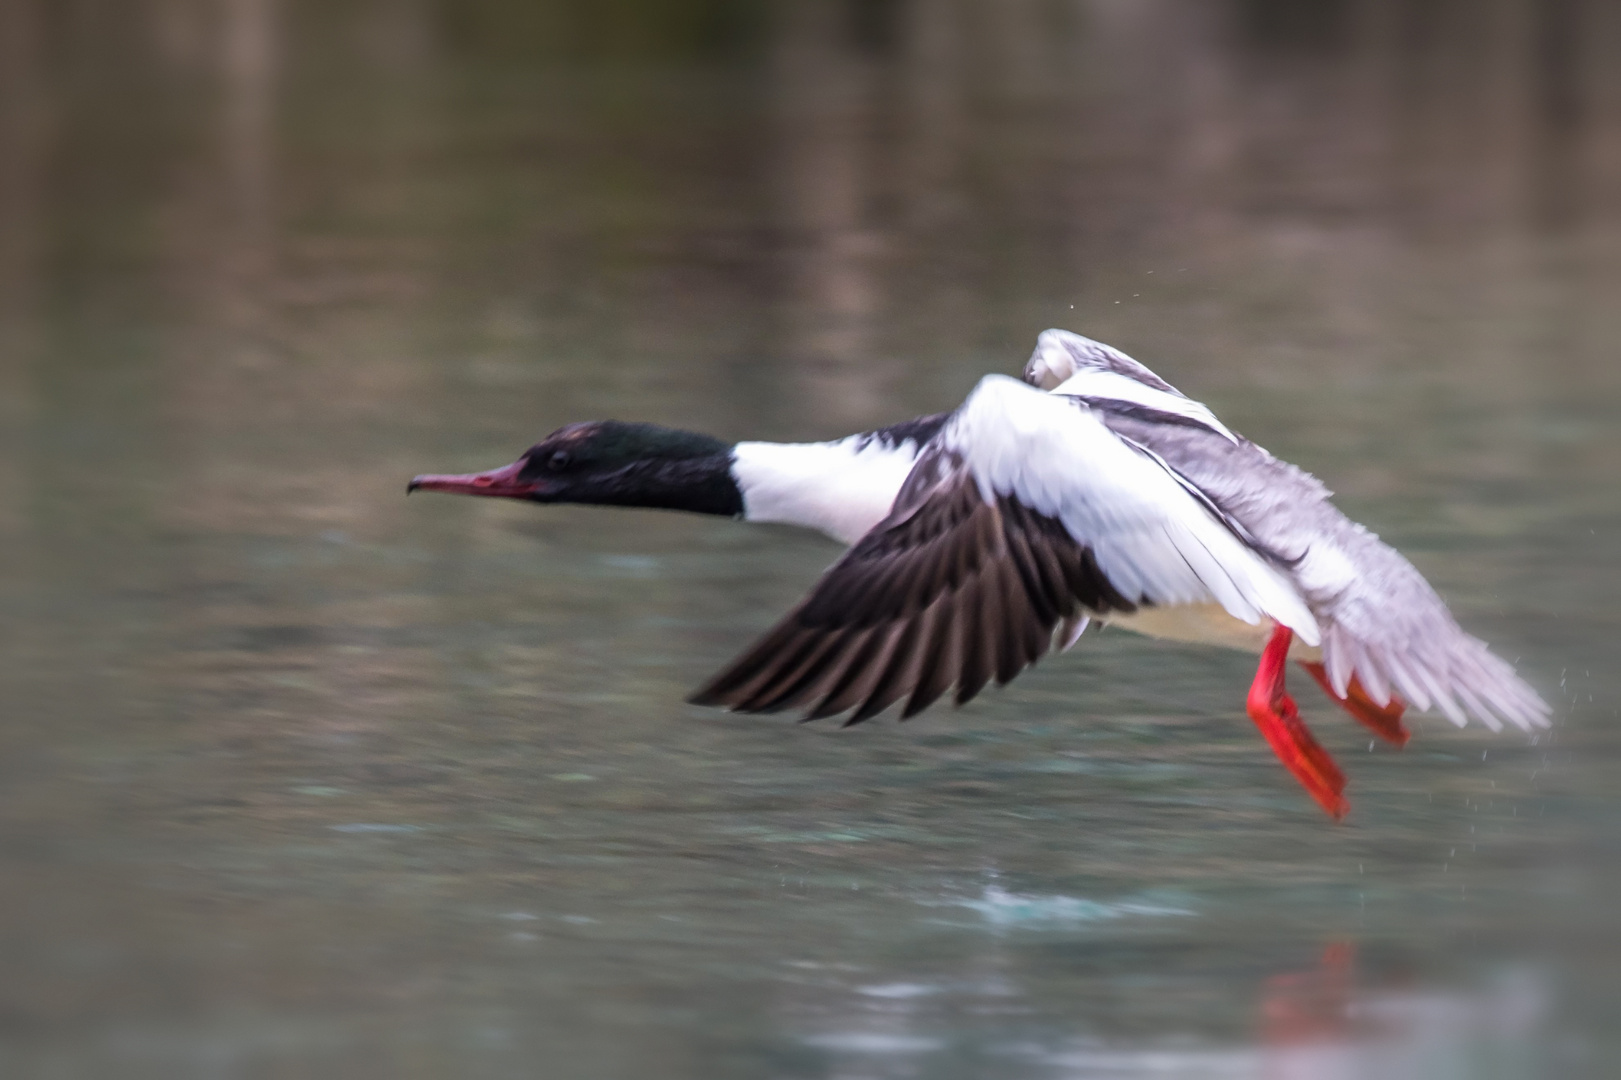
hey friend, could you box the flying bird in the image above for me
[409,330,1548,817]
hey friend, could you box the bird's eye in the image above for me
[547,450,572,471]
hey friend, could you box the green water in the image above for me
[2,3,1618,1077]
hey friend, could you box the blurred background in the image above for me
[1,1,1619,1077]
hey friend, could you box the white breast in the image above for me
[1100,604,1324,660]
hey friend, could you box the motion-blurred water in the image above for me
[1,2,1618,1077]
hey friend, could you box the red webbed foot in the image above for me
[1299,661,1410,746]
[1248,627,1349,819]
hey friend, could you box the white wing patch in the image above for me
[947,376,1319,644]
[1049,369,1240,443]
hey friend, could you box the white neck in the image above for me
[731,436,922,545]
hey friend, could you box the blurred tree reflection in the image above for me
[0,0,1616,432]
[437,0,769,60]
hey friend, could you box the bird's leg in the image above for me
[1298,661,1410,746]
[1247,626,1349,819]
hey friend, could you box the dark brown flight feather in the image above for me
[688,447,1141,724]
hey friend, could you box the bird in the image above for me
[409,329,1549,818]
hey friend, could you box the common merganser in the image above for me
[409,330,1549,818]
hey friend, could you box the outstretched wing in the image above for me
[690,375,1319,723]
[1093,406,1551,732]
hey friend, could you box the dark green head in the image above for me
[409,421,742,516]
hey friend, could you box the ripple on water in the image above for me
[800,1033,946,1054]
[945,884,1195,928]
[856,983,941,999]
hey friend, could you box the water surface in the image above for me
[1,2,1618,1077]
